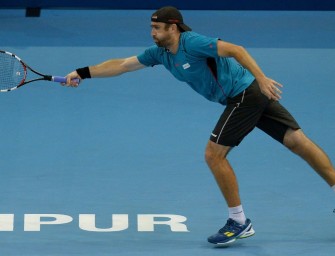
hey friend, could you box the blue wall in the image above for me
[0,0,334,10]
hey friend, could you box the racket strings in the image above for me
[0,53,26,90]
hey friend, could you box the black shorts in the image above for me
[210,80,300,147]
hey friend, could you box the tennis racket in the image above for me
[0,50,79,92]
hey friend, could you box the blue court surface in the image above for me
[1,9,335,256]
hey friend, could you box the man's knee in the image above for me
[205,141,230,166]
[283,128,308,153]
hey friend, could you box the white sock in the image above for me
[332,185,335,193]
[228,205,247,225]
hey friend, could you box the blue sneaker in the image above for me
[208,218,254,245]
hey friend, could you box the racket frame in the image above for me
[0,50,63,92]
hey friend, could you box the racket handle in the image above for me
[52,76,80,84]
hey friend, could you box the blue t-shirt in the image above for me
[137,32,255,105]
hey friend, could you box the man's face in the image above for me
[150,22,173,48]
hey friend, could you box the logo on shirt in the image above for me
[182,63,190,69]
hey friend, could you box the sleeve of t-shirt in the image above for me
[182,32,219,58]
[137,45,162,67]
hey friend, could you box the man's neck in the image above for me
[166,33,181,54]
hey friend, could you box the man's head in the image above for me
[151,6,191,33]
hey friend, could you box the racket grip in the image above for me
[52,76,80,84]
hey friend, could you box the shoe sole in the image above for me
[238,226,255,239]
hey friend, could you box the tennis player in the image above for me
[65,6,335,246]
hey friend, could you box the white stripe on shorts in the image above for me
[215,90,246,144]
